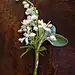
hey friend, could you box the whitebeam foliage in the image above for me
[16,0,68,75]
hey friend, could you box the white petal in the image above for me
[31,15,38,20]
[24,4,29,8]
[25,38,29,45]
[23,29,27,31]
[21,25,26,29]
[44,27,51,31]
[22,1,27,5]
[18,38,25,43]
[50,35,57,41]
[25,8,33,15]
[38,20,43,24]
[22,19,32,25]
[29,33,36,37]
[33,26,38,31]
[18,29,22,33]
[27,15,32,20]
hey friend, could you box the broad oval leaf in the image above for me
[47,34,68,46]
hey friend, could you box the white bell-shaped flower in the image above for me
[29,33,36,37]
[31,15,38,20]
[22,1,27,5]
[25,7,34,15]
[25,37,29,45]
[24,3,29,8]
[33,26,38,31]
[18,29,22,33]
[22,19,32,25]
[18,38,25,43]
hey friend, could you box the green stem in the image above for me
[33,51,39,75]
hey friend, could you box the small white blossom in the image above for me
[25,7,33,15]
[23,29,27,31]
[31,15,38,20]
[50,35,57,41]
[25,37,29,45]
[38,20,43,24]
[18,29,22,33]
[21,19,32,25]
[27,26,31,30]
[38,20,51,32]
[24,3,29,8]
[22,1,27,5]
[23,33,29,37]
[27,15,32,20]
[33,26,38,31]
[18,38,25,43]
[21,25,26,29]
[29,33,36,37]
[43,27,51,31]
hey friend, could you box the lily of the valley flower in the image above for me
[31,15,38,20]
[21,19,32,25]
[38,20,51,32]
[18,37,29,45]
[18,38,25,43]
[50,35,57,41]
[25,37,29,45]
[29,33,36,37]
[22,1,29,8]
[24,3,29,8]
[33,26,38,31]
[22,1,27,5]
[18,29,22,33]
[23,32,36,37]
[25,7,34,15]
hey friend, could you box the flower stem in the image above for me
[33,50,39,75]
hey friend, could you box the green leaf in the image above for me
[20,48,31,58]
[39,52,44,56]
[20,45,33,49]
[39,46,47,51]
[46,34,68,46]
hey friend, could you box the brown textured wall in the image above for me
[0,0,75,75]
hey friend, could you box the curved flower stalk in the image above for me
[16,0,68,75]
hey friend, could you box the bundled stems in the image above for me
[33,50,39,75]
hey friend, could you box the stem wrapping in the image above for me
[33,51,39,75]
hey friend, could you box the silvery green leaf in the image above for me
[46,34,68,46]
